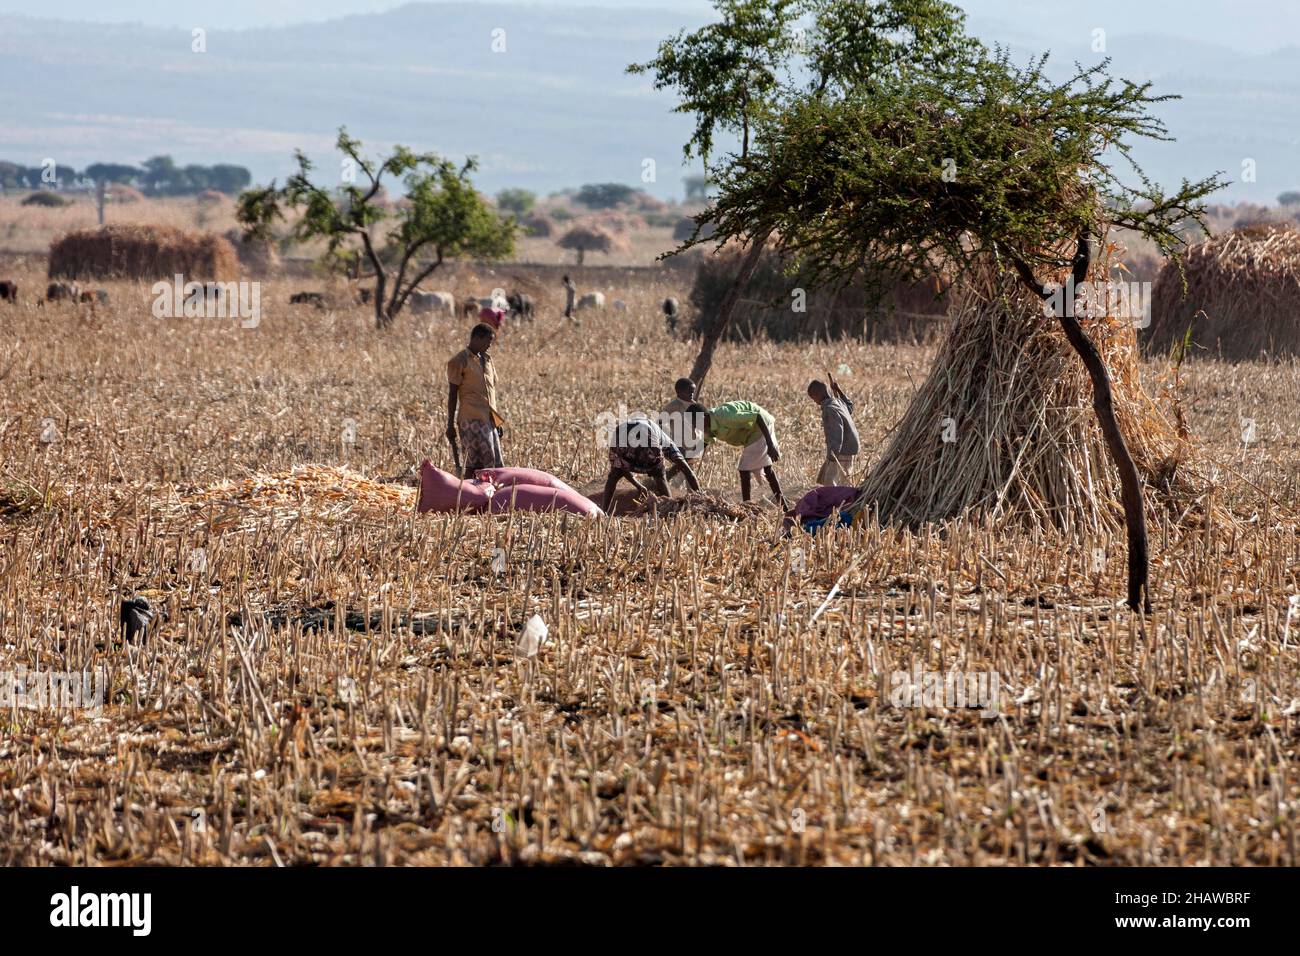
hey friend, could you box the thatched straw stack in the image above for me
[223,228,280,275]
[48,224,239,281]
[850,257,1192,534]
[1143,223,1300,361]
[105,183,145,203]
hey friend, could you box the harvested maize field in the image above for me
[3,265,1300,867]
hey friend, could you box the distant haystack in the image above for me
[1143,223,1300,360]
[105,184,145,203]
[48,225,239,281]
[223,228,281,275]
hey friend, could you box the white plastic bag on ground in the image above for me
[517,614,548,657]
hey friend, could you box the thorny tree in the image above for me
[630,0,978,386]
[238,128,515,328]
[685,45,1225,610]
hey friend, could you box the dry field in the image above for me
[2,254,1300,867]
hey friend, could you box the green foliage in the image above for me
[697,51,1225,290]
[21,192,70,208]
[629,0,799,166]
[629,0,977,170]
[574,183,638,209]
[496,188,536,217]
[1279,191,1300,207]
[84,163,143,185]
[135,155,252,195]
[237,128,515,326]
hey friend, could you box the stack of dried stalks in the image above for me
[48,223,239,281]
[223,227,281,275]
[850,256,1196,534]
[1144,223,1300,360]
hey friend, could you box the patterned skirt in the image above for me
[459,418,504,474]
[609,443,669,475]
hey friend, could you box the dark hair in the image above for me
[808,379,828,395]
[674,377,695,393]
[469,323,495,340]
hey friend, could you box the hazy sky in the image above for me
[2,0,1298,53]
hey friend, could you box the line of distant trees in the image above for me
[0,156,252,195]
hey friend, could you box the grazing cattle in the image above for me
[410,290,455,316]
[290,291,327,309]
[612,299,629,312]
[663,297,680,332]
[119,596,156,643]
[46,281,80,303]
[506,292,534,322]
[0,280,17,304]
[79,289,110,305]
[576,291,605,312]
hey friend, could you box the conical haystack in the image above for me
[851,258,1191,533]
[1143,223,1300,361]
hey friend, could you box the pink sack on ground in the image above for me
[489,482,604,517]
[791,485,858,521]
[417,460,494,513]
[475,466,577,495]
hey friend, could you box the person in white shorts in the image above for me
[691,399,788,508]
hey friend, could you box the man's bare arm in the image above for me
[446,383,459,440]
[756,415,780,462]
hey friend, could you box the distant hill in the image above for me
[0,1,1295,203]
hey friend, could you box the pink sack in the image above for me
[475,466,578,495]
[489,482,604,517]
[417,460,494,513]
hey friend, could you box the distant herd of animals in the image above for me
[0,279,110,307]
[0,277,683,329]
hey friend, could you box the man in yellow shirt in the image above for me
[690,399,787,508]
[446,323,504,476]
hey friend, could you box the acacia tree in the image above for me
[631,0,978,386]
[693,49,1223,610]
[238,128,515,328]
[557,224,617,265]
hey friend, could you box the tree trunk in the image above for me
[374,271,389,329]
[688,230,770,392]
[1055,307,1151,612]
[1012,235,1150,612]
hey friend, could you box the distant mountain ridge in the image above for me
[0,1,1294,203]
